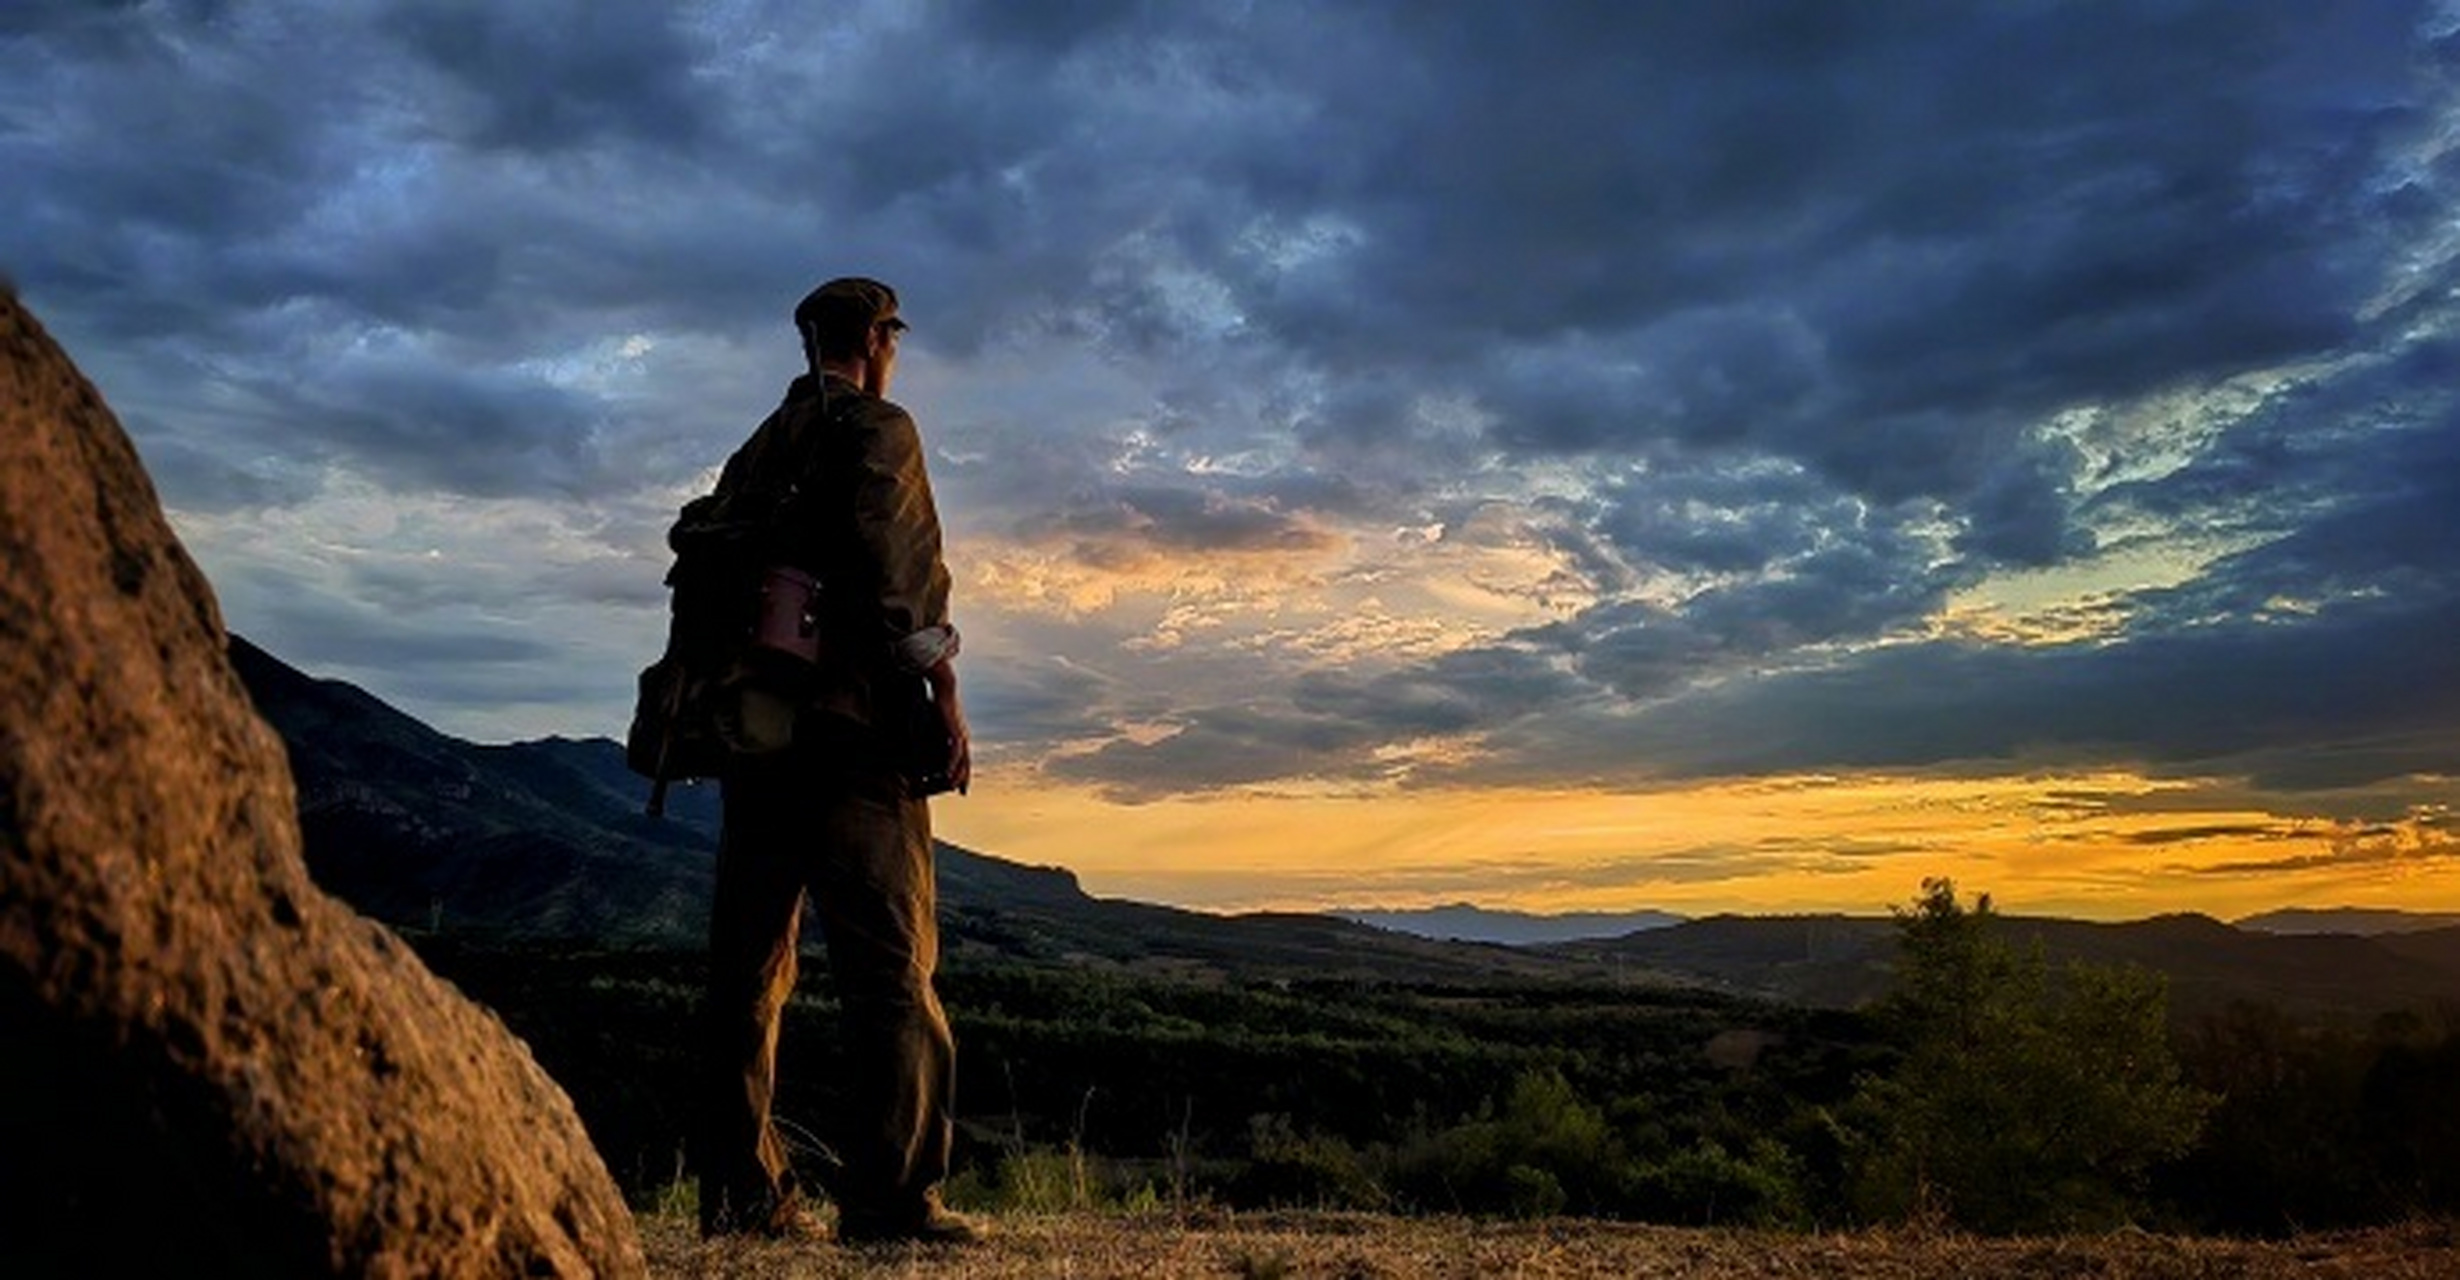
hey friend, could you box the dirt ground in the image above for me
[639,1210,2460,1279]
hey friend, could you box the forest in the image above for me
[416,881,2460,1237]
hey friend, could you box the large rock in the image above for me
[0,290,647,1276]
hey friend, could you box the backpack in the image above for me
[625,402,843,816]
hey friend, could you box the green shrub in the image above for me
[1387,1068,1622,1217]
[1841,880,2213,1233]
[1233,1113,1388,1210]
[1620,1138,1808,1227]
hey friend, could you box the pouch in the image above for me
[750,565,825,664]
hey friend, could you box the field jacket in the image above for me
[711,372,956,728]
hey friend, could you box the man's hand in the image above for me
[927,657,972,795]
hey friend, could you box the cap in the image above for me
[793,277,904,335]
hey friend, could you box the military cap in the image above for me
[794,277,904,335]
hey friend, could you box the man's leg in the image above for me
[804,770,959,1231]
[699,766,812,1236]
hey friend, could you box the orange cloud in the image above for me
[937,766,2460,922]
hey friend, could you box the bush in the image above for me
[1841,880,2212,1233]
[1232,1113,1388,1210]
[1387,1069,1622,1217]
[1619,1138,1808,1227]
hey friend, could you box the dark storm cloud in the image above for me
[1029,641,1583,801]
[1046,701,1390,798]
[9,0,2439,513]
[378,2,710,156]
[2119,824,2300,848]
[963,656,1123,750]
[9,3,795,503]
[1308,646,1590,731]
[1956,438,2095,567]
[1557,499,1956,699]
[2190,825,2460,877]
[1575,588,2460,790]
[117,431,322,513]
[116,330,624,500]
[2110,332,2460,622]
[1060,423,2460,799]
[1018,485,1335,558]
[1594,457,1895,576]
[5,0,2454,784]
[242,579,563,680]
[1213,4,2429,493]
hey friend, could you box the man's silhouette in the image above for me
[697,277,979,1245]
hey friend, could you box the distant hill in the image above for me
[1547,910,2460,1020]
[230,635,719,941]
[2234,906,2460,935]
[1336,903,1685,946]
[1545,914,1899,1008]
[226,636,2460,1016]
[228,636,1595,984]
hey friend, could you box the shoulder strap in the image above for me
[679,381,859,550]
[775,378,854,508]
[761,380,865,551]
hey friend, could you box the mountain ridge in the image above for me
[229,634,2460,1015]
[1545,909,2460,1018]
[1335,903,1687,946]
[228,635,1589,984]
[2232,906,2460,935]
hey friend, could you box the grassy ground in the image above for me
[639,1210,2460,1278]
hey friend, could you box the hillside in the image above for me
[229,636,1590,985]
[225,638,2460,1239]
[1550,909,2460,1020]
[230,635,722,941]
[1334,903,1686,945]
[231,635,2460,1015]
[2236,906,2460,935]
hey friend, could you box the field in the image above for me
[637,1211,2460,1279]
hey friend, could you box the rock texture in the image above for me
[0,290,646,1276]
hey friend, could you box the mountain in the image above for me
[1335,903,1685,946]
[1548,910,2460,1020]
[227,635,2460,1014]
[2233,907,2460,936]
[230,635,718,940]
[2372,926,2460,977]
[228,636,1593,984]
[1544,914,1899,1008]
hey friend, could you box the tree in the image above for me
[1843,879,2213,1232]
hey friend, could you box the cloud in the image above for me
[379,2,712,157]
[2118,823,2304,848]
[1021,485,1339,559]
[1566,588,2460,790]
[2186,814,2460,876]
[5,0,2457,837]
[1044,701,1384,798]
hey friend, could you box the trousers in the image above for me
[697,750,955,1233]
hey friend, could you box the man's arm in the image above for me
[847,402,952,653]
[925,655,971,794]
[848,401,969,790]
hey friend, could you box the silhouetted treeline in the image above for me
[411,918,2460,1235]
[2165,998,2460,1232]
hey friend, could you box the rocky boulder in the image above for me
[0,289,647,1276]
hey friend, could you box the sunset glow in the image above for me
[8,3,2456,924]
[942,769,2460,921]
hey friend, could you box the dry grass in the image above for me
[640,1209,2460,1279]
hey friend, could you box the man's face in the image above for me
[865,319,904,397]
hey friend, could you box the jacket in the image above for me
[710,372,955,728]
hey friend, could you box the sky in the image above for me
[7,1,2459,921]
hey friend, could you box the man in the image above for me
[697,277,980,1245]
